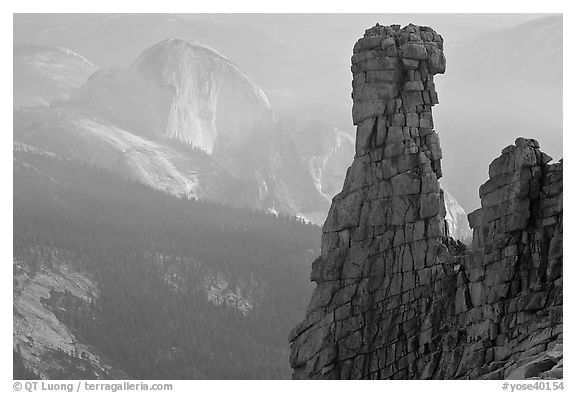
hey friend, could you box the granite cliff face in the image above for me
[289,24,562,380]
[70,38,274,155]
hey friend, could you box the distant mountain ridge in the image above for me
[14,43,98,107]
[14,38,471,229]
[14,39,357,224]
[446,15,562,86]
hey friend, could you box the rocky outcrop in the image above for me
[460,138,563,379]
[288,24,562,380]
[13,257,122,379]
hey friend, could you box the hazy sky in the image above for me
[14,13,556,68]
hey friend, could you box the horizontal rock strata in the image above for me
[288,23,562,380]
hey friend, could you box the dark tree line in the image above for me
[13,150,320,379]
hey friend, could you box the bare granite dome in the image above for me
[129,38,273,154]
[71,38,273,154]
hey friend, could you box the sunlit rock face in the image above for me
[14,43,98,107]
[443,190,472,243]
[71,38,274,154]
[131,39,274,153]
[289,24,562,380]
[13,108,262,209]
[13,254,120,379]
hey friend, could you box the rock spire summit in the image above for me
[289,24,562,380]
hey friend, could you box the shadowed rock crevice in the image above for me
[288,23,562,380]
